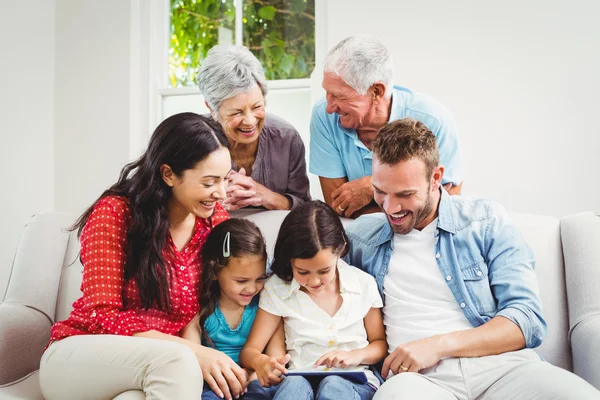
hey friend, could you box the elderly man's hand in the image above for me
[331,176,374,217]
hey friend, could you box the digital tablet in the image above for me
[284,366,368,384]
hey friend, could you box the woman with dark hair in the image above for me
[239,201,387,400]
[38,113,247,400]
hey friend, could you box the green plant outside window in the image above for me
[170,0,315,87]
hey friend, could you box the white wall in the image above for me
[0,1,56,297]
[323,0,600,217]
[54,0,132,216]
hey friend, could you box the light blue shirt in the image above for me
[343,189,547,349]
[202,296,258,364]
[309,85,464,185]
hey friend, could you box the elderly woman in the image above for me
[198,45,311,211]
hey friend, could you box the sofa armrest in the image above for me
[560,212,600,388]
[0,302,51,385]
[571,316,600,390]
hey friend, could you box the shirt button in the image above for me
[183,286,188,291]
[460,302,466,308]
[180,266,185,271]
[476,270,482,277]
[91,312,97,317]
[435,253,441,259]
[446,276,452,281]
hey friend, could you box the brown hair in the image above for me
[199,218,267,345]
[271,201,349,282]
[373,118,439,179]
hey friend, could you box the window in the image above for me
[169,0,315,87]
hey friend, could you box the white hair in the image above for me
[197,45,268,113]
[323,36,394,98]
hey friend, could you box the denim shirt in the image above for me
[344,189,547,349]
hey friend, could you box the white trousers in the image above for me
[39,335,203,400]
[374,349,600,400]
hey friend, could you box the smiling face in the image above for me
[322,71,377,130]
[216,254,267,308]
[214,85,266,145]
[291,248,339,294]
[164,147,232,219]
[372,156,441,234]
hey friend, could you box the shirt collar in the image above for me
[436,188,456,234]
[337,259,362,294]
[388,85,411,122]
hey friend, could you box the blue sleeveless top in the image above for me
[202,296,259,363]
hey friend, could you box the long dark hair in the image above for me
[271,200,348,282]
[199,218,267,344]
[72,113,229,311]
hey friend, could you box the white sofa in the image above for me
[1,210,599,399]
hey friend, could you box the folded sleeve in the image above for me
[485,202,547,348]
[309,101,347,179]
[258,278,284,317]
[429,111,464,186]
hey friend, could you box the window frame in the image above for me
[129,0,327,155]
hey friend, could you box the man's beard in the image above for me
[390,185,434,234]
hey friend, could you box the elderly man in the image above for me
[310,36,463,218]
[344,119,600,399]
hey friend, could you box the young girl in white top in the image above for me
[240,201,387,400]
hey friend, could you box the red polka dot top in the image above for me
[49,196,229,343]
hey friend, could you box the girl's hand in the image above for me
[314,349,364,369]
[254,354,291,387]
[195,345,248,400]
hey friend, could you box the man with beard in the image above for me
[344,119,600,399]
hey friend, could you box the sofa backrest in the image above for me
[4,213,74,324]
[509,212,571,371]
[45,210,572,370]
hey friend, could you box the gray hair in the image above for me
[197,45,268,114]
[323,36,394,98]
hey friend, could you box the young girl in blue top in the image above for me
[182,218,282,400]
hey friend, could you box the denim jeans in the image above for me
[202,380,279,400]
[240,376,375,400]
[203,376,376,400]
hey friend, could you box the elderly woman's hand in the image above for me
[225,168,291,210]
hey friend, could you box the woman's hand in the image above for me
[225,168,290,210]
[253,353,291,387]
[195,345,248,400]
[314,349,364,369]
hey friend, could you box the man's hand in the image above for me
[254,354,290,388]
[331,176,374,217]
[314,349,363,369]
[381,336,443,377]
